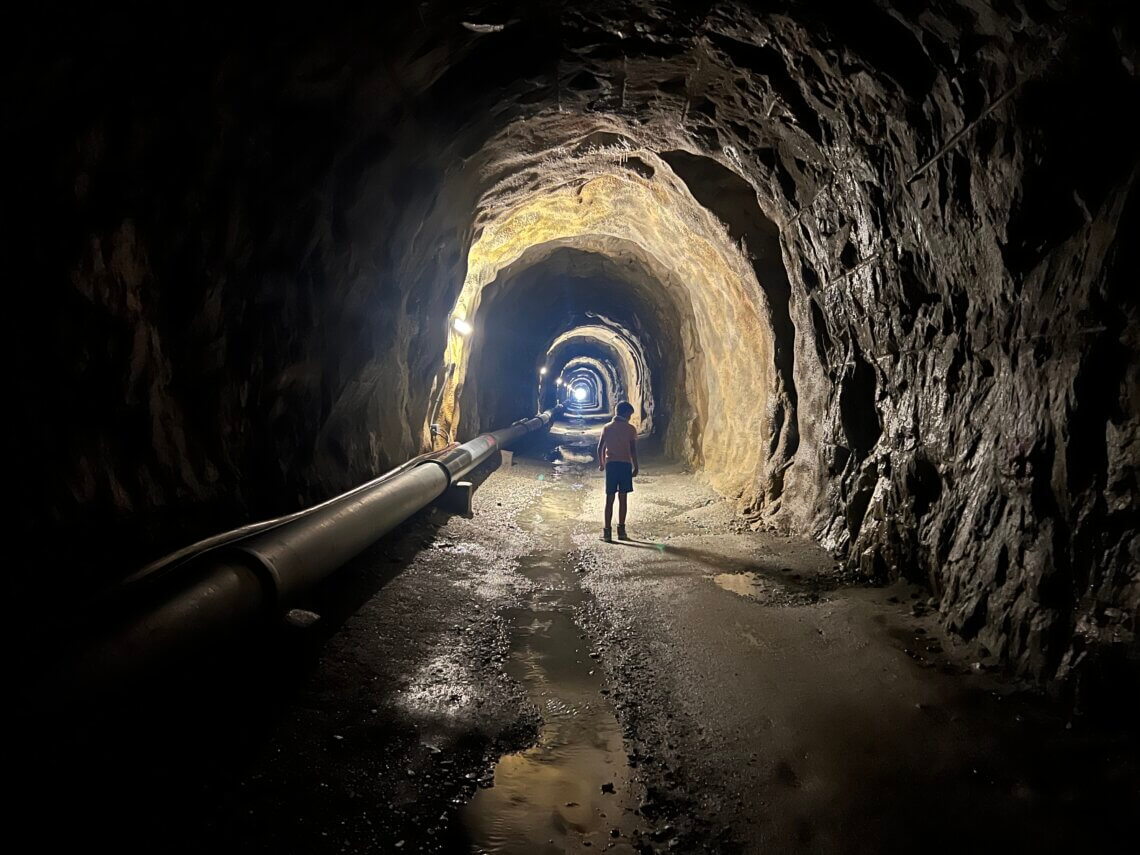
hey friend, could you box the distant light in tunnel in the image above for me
[451,317,473,336]
[573,386,588,402]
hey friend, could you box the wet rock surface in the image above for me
[12,1,1138,691]
[14,422,1137,852]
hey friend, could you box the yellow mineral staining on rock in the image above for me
[436,118,776,502]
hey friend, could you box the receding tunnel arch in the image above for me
[544,321,653,433]
[559,358,612,413]
[444,240,699,454]
[562,360,606,412]
[435,135,791,503]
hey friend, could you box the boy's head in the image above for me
[615,401,635,420]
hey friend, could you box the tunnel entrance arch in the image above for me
[425,114,805,514]
[446,241,700,448]
[434,168,781,501]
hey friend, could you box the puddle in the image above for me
[712,571,768,597]
[462,603,641,853]
[710,571,828,607]
[462,472,642,853]
[515,553,589,608]
[519,491,584,537]
[552,444,596,465]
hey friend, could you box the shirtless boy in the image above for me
[597,401,639,542]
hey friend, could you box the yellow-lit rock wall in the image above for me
[440,140,775,504]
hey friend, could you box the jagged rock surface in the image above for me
[10,1,1137,689]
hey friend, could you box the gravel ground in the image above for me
[14,421,1138,853]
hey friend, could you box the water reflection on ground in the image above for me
[462,452,644,853]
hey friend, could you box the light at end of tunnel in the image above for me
[573,386,588,402]
[452,317,473,336]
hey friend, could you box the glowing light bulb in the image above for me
[452,317,473,336]
[539,366,547,375]
[555,377,562,386]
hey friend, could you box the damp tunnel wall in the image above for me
[11,2,1139,689]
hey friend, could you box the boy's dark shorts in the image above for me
[605,461,634,495]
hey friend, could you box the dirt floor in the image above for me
[14,416,1139,853]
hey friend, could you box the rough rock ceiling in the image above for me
[10,1,1137,690]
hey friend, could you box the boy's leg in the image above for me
[604,493,615,529]
[618,492,628,526]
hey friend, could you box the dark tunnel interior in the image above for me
[458,247,676,439]
[8,1,1139,852]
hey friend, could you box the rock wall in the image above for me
[11,4,484,601]
[10,2,1137,690]
[723,3,1140,686]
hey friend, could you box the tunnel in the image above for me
[448,247,673,440]
[10,1,1139,852]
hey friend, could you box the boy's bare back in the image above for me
[599,418,637,464]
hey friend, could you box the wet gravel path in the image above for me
[16,420,1138,853]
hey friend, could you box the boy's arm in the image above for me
[597,430,606,470]
[630,434,639,476]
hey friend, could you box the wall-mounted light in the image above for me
[539,366,547,375]
[452,317,473,336]
[555,377,562,386]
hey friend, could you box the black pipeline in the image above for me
[55,410,556,695]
